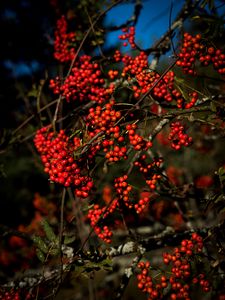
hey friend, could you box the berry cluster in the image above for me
[104,144,128,163]
[185,91,198,109]
[87,100,121,136]
[134,70,174,100]
[137,261,161,299]
[121,51,148,78]
[0,290,20,300]
[134,196,151,214]
[114,175,133,208]
[34,127,93,197]
[177,32,225,75]
[176,33,202,75]
[136,233,210,300]
[200,47,225,74]
[119,26,136,48]
[87,199,118,243]
[192,273,211,293]
[50,55,108,104]
[87,101,129,163]
[133,69,195,108]
[108,69,119,80]
[168,122,192,150]
[87,204,113,243]
[134,155,162,175]
[134,155,163,190]
[0,289,32,300]
[126,124,152,151]
[53,15,76,63]
[114,49,122,62]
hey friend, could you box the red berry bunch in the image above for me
[50,55,108,104]
[121,51,148,78]
[199,47,225,74]
[53,15,76,63]
[192,273,211,293]
[114,49,122,62]
[136,261,162,299]
[0,290,21,300]
[0,289,32,300]
[168,122,192,150]
[134,195,151,214]
[114,175,133,208]
[87,100,121,136]
[177,32,225,75]
[134,70,188,108]
[176,33,203,75]
[134,155,163,190]
[34,126,93,197]
[108,69,119,80]
[134,155,162,175]
[111,48,198,109]
[134,70,174,100]
[119,26,136,48]
[87,200,118,243]
[185,91,198,109]
[126,124,152,151]
[162,233,208,299]
[104,144,128,163]
[136,233,210,300]
[87,101,128,163]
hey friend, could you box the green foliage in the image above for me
[42,219,58,243]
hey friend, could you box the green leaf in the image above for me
[49,247,60,256]
[32,235,48,253]
[36,249,45,263]
[64,235,76,245]
[218,167,225,176]
[42,219,57,243]
[28,88,38,98]
[210,101,217,113]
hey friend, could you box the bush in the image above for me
[0,1,225,299]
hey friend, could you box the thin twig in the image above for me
[59,188,66,282]
[12,98,59,135]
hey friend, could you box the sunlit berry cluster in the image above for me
[50,55,108,103]
[133,69,197,108]
[120,51,148,77]
[53,15,76,63]
[168,122,192,150]
[87,101,129,163]
[177,32,225,75]
[34,126,93,197]
[136,233,210,300]
[87,100,121,136]
[134,70,174,100]
[119,26,136,48]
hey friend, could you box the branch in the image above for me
[2,221,224,290]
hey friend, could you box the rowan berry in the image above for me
[53,15,76,63]
[168,122,192,150]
